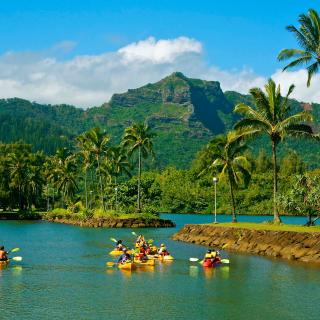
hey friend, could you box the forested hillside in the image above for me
[1,72,319,168]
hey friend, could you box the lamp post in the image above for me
[213,177,219,223]
[89,191,93,209]
[115,187,118,211]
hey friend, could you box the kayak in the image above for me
[134,259,155,267]
[147,254,174,261]
[118,261,136,270]
[202,258,221,268]
[158,255,174,261]
[109,249,133,256]
[0,260,9,268]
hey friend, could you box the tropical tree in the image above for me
[234,79,313,222]
[202,130,253,222]
[278,9,320,86]
[76,133,93,209]
[82,128,110,209]
[8,151,28,210]
[107,146,131,184]
[122,122,155,212]
[278,174,320,226]
[54,155,79,205]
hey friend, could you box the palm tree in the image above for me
[234,79,313,222]
[76,133,93,209]
[122,123,155,212]
[8,151,28,210]
[54,155,78,205]
[203,130,252,222]
[278,9,320,86]
[107,146,131,184]
[83,128,110,209]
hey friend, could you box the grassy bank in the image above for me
[208,222,320,233]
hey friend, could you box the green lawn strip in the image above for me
[205,222,320,233]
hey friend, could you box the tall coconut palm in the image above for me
[122,123,155,212]
[234,79,313,222]
[83,128,110,209]
[8,151,28,210]
[278,9,320,86]
[76,133,93,209]
[203,130,253,222]
[107,146,131,184]
[54,155,78,205]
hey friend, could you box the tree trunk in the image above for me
[97,155,104,210]
[137,146,141,212]
[228,173,237,223]
[84,170,88,209]
[272,140,281,223]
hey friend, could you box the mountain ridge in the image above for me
[0,72,319,168]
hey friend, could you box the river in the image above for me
[0,214,319,320]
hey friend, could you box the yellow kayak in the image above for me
[0,260,9,268]
[109,249,133,256]
[134,259,155,266]
[159,255,174,261]
[147,254,174,261]
[118,262,136,270]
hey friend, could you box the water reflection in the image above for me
[189,266,199,278]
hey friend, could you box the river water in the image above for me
[0,214,319,320]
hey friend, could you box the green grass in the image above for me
[207,222,320,233]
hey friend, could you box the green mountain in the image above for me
[0,72,319,168]
[0,72,234,168]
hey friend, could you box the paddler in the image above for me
[136,235,145,247]
[158,243,168,256]
[0,246,8,262]
[204,249,220,264]
[117,248,132,264]
[115,240,125,251]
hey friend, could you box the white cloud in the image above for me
[0,36,317,107]
[118,36,202,63]
[271,69,320,103]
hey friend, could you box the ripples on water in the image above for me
[0,214,319,320]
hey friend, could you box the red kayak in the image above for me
[202,257,221,268]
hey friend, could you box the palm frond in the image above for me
[307,62,319,86]
[278,48,309,61]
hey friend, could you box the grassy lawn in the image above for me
[207,222,320,233]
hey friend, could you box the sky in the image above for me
[0,0,320,107]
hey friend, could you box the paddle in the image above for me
[11,256,23,262]
[110,237,117,243]
[106,261,116,267]
[9,248,20,253]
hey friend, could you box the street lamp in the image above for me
[115,187,118,211]
[212,177,219,223]
[89,191,93,209]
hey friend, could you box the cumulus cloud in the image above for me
[271,69,320,103]
[0,36,317,107]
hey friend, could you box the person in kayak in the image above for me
[118,248,132,264]
[158,243,168,256]
[137,246,148,261]
[136,235,145,247]
[115,240,125,251]
[0,246,8,262]
[204,249,221,264]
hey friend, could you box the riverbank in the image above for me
[172,223,320,264]
[0,211,175,228]
[47,216,175,228]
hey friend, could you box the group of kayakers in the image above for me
[116,234,170,264]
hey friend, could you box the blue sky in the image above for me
[0,1,319,106]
